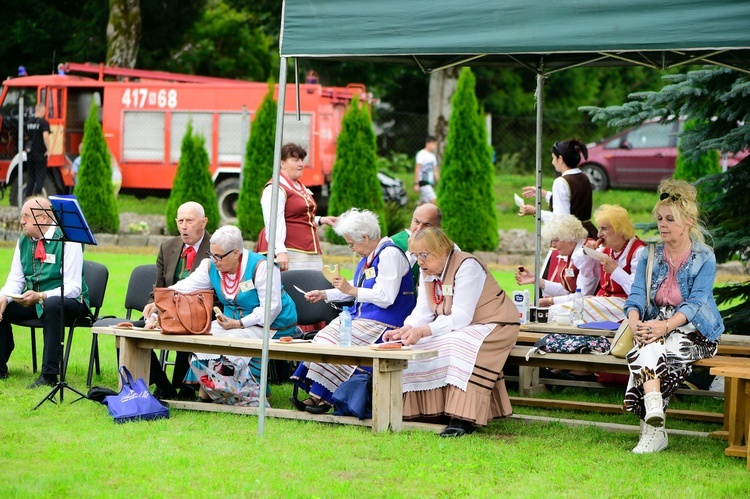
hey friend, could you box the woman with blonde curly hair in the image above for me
[623,179,723,454]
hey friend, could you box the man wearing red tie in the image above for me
[141,201,212,400]
[0,197,90,387]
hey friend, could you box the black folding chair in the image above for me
[24,261,109,384]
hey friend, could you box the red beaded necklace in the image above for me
[220,255,243,297]
[432,280,444,305]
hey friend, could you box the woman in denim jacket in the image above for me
[623,179,723,454]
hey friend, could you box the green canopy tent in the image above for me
[256,0,750,435]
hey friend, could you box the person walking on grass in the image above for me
[414,136,440,205]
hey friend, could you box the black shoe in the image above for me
[289,396,315,412]
[153,385,178,400]
[27,374,58,389]
[175,388,197,401]
[0,370,8,380]
[305,401,332,414]
[439,419,475,438]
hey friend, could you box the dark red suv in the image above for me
[580,121,745,191]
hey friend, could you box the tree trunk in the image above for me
[106,0,142,68]
[428,66,459,160]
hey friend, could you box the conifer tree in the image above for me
[74,101,119,233]
[439,67,498,252]
[237,83,277,239]
[166,122,220,235]
[584,66,750,334]
[326,97,385,244]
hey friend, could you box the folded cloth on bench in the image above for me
[551,296,626,323]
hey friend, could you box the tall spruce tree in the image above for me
[237,83,277,239]
[439,67,498,252]
[326,97,385,244]
[583,66,750,334]
[166,122,220,235]
[74,101,119,233]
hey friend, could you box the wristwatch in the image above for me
[38,292,46,306]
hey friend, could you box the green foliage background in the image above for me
[326,98,385,244]
[73,101,119,233]
[237,84,277,239]
[166,122,220,235]
[439,68,498,252]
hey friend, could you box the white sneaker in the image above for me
[643,391,665,427]
[632,424,668,454]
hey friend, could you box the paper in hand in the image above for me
[514,193,525,208]
[583,246,609,262]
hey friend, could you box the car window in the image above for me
[624,123,673,149]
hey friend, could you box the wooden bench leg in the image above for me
[118,337,150,390]
[726,377,744,449]
[519,366,547,397]
[372,359,408,433]
[744,380,750,470]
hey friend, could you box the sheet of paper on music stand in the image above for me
[48,195,98,245]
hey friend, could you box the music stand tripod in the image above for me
[30,196,97,410]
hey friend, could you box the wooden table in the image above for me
[92,327,437,433]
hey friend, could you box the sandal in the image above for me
[289,396,315,412]
[305,400,332,415]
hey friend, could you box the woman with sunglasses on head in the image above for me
[148,225,298,402]
[385,228,520,437]
[519,139,598,239]
[290,208,416,414]
[623,179,723,454]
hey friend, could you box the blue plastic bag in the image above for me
[104,366,169,423]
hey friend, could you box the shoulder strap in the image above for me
[645,244,655,308]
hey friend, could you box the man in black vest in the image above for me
[0,197,89,387]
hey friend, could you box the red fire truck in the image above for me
[0,62,370,219]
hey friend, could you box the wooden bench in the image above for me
[92,327,437,433]
[710,365,750,469]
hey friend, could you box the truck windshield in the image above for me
[1,87,38,121]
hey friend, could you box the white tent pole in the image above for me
[533,71,544,306]
[259,56,288,437]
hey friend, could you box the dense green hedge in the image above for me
[166,122,220,235]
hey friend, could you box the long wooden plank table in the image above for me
[93,327,437,433]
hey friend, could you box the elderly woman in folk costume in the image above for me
[623,179,723,454]
[290,208,416,414]
[550,204,646,323]
[385,228,520,437]
[257,143,336,272]
[152,225,298,402]
[514,214,599,308]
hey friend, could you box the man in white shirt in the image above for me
[414,136,440,205]
[0,197,89,388]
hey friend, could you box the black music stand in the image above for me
[31,195,97,410]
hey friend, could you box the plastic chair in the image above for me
[91,264,157,385]
[24,261,109,385]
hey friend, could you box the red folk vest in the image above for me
[596,238,646,297]
[257,173,321,255]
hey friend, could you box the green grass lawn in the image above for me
[1,246,749,496]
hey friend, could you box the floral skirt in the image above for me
[623,306,719,420]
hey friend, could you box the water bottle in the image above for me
[572,288,584,325]
[339,306,352,347]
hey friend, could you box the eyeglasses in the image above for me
[660,192,681,202]
[410,251,431,261]
[208,249,234,262]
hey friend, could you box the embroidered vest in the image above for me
[597,237,646,297]
[425,251,518,324]
[19,229,90,316]
[257,173,320,255]
[351,241,415,328]
[208,251,297,333]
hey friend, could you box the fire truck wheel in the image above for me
[216,177,240,223]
